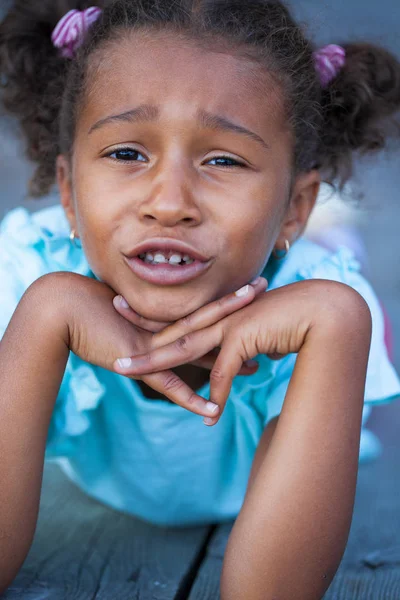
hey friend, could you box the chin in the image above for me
[128,292,204,323]
[143,306,189,322]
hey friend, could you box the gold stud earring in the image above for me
[69,229,82,249]
[272,239,290,260]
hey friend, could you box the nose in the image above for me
[138,165,202,227]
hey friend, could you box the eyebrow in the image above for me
[88,104,270,150]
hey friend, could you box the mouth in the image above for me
[123,238,214,285]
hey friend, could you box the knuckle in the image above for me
[138,352,153,367]
[144,351,153,363]
[209,365,226,385]
[179,314,193,331]
[216,297,226,310]
[162,373,184,394]
[216,296,231,318]
[174,333,192,354]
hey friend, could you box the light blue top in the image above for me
[1,204,400,526]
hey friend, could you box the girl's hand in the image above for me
[56,272,266,419]
[112,277,268,375]
[114,279,364,425]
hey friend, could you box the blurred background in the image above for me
[1,0,400,373]
[1,4,400,596]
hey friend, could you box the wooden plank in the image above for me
[339,402,400,569]
[3,461,212,600]
[189,401,400,599]
[324,569,400,599]
[188,522,231,600]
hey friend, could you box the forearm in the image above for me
[221,294,372,600]
[0,275,70,592]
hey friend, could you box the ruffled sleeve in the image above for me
[0,205,91,336]
[45,352,107,458]
[0,247,24,339]
[0,208,52,337]
[0,205,106,458]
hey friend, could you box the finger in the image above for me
[191,356,259,375]
[113,325,223,376]
[189,347,259,374]
[193,354,259,427]
[141,370,220,418]
[205,340,247,425]
[185,348,221,371]
[112,295,172,333]
[151,277,268,350]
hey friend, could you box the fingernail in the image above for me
[116,295,129,309]
[250,277,262,285]
[203,417,215,425]
[205,401,220,415]
[117,357,132,368]
[235,284,250,297]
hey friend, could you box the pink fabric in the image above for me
[51,7,102,59]
[313,44,346,88]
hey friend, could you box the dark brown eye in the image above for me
[207,156,245,168]
[108,148,146,162]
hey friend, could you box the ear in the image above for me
[274,169,321,252]
[56,154,78,233]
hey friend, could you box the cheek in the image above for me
[73,201,117,278]
[224,197,278,271]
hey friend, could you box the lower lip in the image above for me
[124,256,213,285]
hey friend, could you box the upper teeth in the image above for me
[139,251,194,265]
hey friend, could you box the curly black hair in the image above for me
[1,0,400,197]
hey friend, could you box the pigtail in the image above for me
[0,0,97,196]
[317,43,400,189]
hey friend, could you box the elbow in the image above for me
[339,284,373,354]
[317,281,373,347]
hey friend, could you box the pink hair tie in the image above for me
[51,7,102,59]
[313,44,346,88]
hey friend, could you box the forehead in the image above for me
[81,29,287,135]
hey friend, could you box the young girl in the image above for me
[1,0,400,597]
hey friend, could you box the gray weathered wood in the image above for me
[3,402,400,599]
[188,401,400,599]
[3,461,212,600]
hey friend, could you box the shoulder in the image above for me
[266,237,381,315]
[266,237,383,331]
[265,237,360,289]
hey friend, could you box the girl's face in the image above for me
[59,31,316,322]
